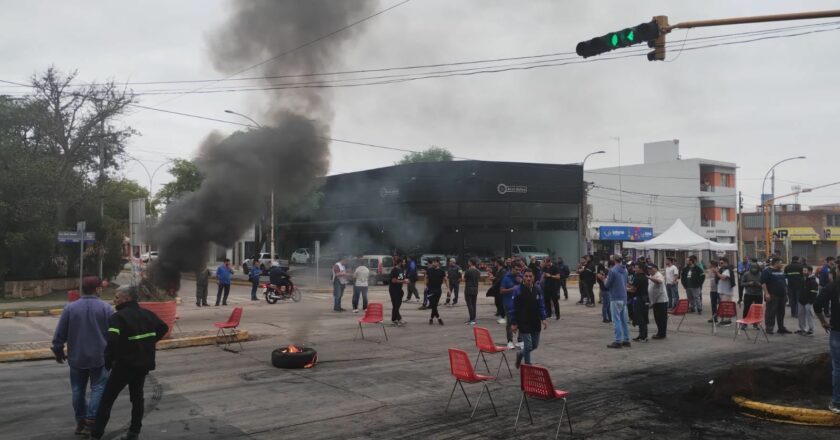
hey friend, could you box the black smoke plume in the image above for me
[150,0,376,287]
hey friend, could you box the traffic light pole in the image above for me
[577,9,840,61]
[662,9,840,32]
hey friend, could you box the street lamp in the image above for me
[581,150,606,168]
[760,156,806,256]
[223,110,275,261]
[581,150,606,256]
[224,109,262,128]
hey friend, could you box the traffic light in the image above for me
[576,19,662,58]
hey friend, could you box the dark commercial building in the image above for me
[277,160,584,261]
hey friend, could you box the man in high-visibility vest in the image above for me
[90,287,168,440]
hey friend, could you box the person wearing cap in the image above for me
[90,287,169,440]
[51,276,114,436]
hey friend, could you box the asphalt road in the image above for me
[0,277,835,439]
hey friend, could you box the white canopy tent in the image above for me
[623,219,738,251]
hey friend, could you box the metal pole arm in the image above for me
[665,9,840,32]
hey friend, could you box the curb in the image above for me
[732,395,840,427]
[0,298,182,318]
[0,330,251,363]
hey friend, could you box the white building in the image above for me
[584,140,737,254]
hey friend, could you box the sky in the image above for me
[1,0,839,211]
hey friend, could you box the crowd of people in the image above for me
[327,250,838,413]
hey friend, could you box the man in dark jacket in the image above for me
[762,257,791,334]
[815,279,840,413]
[681,256,705,314]
[784,256,804,318]
[510,269,547,367]
[91,287,169,440]
[556,257,570,300]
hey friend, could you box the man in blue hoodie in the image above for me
[599,255,631,349]
[52,276,114,436]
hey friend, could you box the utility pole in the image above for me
[98,119,105,279]
[576,9,840,61]
[737,191,744,258]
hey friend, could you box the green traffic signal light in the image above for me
[576,19,661,58]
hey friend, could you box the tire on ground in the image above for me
[271,347,316,368]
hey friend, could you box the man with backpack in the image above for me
[785,256,805,318]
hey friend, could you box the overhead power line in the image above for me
[146,0,413,110]
[4,20,839,98]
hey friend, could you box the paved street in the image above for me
[0,277,835,439]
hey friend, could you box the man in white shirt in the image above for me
[664,257,680,309]
[352,261,370,313]
[716,257,734,325]
[647,264,669,339]
[332,257,350,312]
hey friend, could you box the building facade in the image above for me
[585,140,737,253]
[276,160,584,262]
[741,203,840,263]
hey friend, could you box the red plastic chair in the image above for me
[712,301,738,335]
[213,307,243,352]
[353,303,388,342]
[668,298,690,331]
[734,303,768,343]
[445,348,497,419]
[515,364,572,438]
[473,327,513,379]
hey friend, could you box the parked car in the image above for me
[140,251,158,262]
[243,252,289,274]
[511,244,549,262]
[358,254,395,285]
[290,248,312,265]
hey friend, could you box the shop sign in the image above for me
[497,183,527,195]
[599,226,653,241]
[773,227,820,241]
[379,186,400,198]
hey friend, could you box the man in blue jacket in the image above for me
[215,258,233,306]
[501,263,523,349]
[52,276,113,436]
[599,255,631,349]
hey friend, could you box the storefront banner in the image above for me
[599,226,653,242]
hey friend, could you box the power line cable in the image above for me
[145,0,413,109]
[4,19,837,91]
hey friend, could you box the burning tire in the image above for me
[271,345,317,369]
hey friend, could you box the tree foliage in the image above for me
[0,68,136,287]
[153,158,203,210]
[397,146,453,165]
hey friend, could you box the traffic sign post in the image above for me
[56,222,97,297]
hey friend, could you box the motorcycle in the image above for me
[262,279,302,304]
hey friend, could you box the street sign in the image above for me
[77,221,86,232]
[57,231,96,243]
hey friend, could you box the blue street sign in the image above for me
[57,231,96,243]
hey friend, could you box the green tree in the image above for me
[104,178,149,220]
[397,146,453,165]
[153,158,203,210]
[0,68,135,289]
